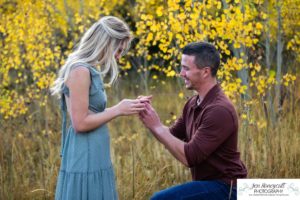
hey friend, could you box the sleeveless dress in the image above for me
[55,62,118,200]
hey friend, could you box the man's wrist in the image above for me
[152,124,166,136]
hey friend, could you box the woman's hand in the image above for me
[137,95,152,104]
[114,99,146,116]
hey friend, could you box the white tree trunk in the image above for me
[275,0,283,112]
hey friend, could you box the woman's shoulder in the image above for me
[70,64,90,77]
[72,62,100,76]
[71,62,92,70]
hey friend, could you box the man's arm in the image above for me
[139,103,189,166]
[140,103,235,168]
[169,112,187,141]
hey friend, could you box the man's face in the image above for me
[180,54,206,90]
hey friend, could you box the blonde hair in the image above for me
[51,16,132,97]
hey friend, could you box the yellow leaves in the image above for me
[217,2,222,9]
[282,73,297,86]
[165,119,171,124]
[150,23,160,32]
[167,32,173,41]
[217,40,229,54]
[244,36,253,46]
[37,74,56,90]
[74,13,83,25]
[239,85,247,94]
[252,76,270,96]
[156,6,164,17]
[78,25,85,33]
[286,35,300,62]
[254,64,261,72]
[152,75,158,80]
[267,76,276,85]
[0,91,28,119]
[146,21,153,26]
[255,22,263,30]
[159,43,168,53]
[233,43,241,49]
[0,0,133,119]
[134,0,268,90]
[178,92,184,99]
[167,0,180,11]
[146,32,154,42]
[178,12,187,21]
[261,13,268,20]
[140,14,151,21]
[221,77,248,100]
[257,120,267,129]
[1,0,299,120]
[223,57,244,72]
[175,34,184,42]
[241,114,247,120]
[166,70,176,77]
[172,115,177,120]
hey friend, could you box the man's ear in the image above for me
[203,67,211,78]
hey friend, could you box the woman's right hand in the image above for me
[114,99,146,116]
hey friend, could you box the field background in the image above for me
[1,0,300,199]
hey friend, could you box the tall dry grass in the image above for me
[0,79,299,200]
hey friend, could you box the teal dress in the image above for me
[55,63,118,200]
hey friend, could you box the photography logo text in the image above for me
[237,179,300,200]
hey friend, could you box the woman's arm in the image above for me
[66,66,146,132]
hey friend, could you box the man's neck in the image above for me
[196,79,217,103]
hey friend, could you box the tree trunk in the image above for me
[265,0,276,126]
[275,0,283,113]
[79,0,84,16]
[64,0,74,34]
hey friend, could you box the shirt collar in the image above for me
[192,83,221,109]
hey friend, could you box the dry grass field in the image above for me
[1,78,299,200]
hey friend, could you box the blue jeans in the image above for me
[150,181,236,200]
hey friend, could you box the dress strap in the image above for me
[60,93,67,157]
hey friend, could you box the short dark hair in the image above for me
[182,42,220,77]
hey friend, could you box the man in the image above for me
[139,42,247,200]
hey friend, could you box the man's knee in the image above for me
[150,188,177,200]
[150,191,163,200]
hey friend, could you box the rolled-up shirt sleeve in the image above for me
[184,106,235,167]
[169,115,186,141]
[169,102,189,141]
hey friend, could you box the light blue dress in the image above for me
[55,62,118,200]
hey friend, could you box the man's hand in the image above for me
[138,101,189,166]
[139,103,163,134]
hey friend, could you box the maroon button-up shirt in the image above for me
[170,84,247,185]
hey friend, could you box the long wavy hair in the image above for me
[51,16,132,97]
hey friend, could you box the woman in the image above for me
[51,16,149,200]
